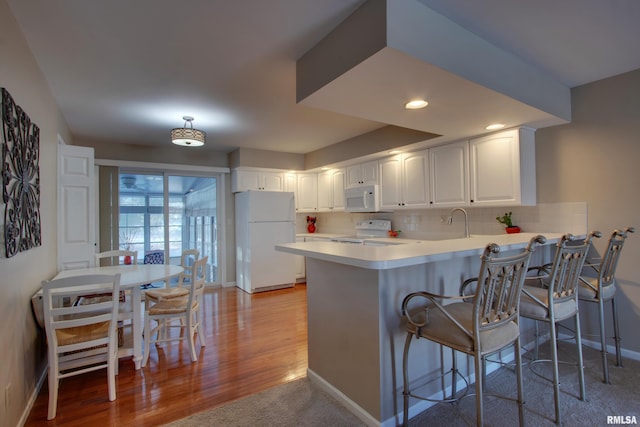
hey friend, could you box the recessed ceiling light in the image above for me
[485,123,505,130]
[405,99,429,110]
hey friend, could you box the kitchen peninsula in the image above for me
[276,232,562,426]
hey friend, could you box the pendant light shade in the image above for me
[171,116,205,147]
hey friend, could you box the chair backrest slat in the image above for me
[547,232,600,301]
[474,236,546,332]
[42,274,121,348]
[188,256,208,305]
[599,227,635,286]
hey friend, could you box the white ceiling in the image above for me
[7,0,640,155]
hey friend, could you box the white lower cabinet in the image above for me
[294,236,305,282]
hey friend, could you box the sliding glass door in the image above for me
[118,171,219,283]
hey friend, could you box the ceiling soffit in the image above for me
[297,0,571,146]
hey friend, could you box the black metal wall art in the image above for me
[1,87,41,257]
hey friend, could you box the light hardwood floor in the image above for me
[25,284,308,426]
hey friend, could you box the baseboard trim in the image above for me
[306,369,381,427]
[19,366,47,427]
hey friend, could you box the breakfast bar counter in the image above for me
[276,232,561,426]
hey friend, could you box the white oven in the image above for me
[330,220,392,245]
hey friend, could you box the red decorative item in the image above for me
[506,226,521,234]
[124,255,132,265]
[306,216,317,233]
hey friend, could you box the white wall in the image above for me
[0,1,71,425]
[536,69,640,357]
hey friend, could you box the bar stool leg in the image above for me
[612,297,623,368]
[515,336,525,427]
[549,319,561,425]
[575,309,586,401]
[402,333,412,427]
[598,298,610,384]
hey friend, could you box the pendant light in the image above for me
[171,116,205,147]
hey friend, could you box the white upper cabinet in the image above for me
[284,172,298,208]
[231,168,284,192]
[317,168,345,212]
[429,141,469,208]
[379,151,429,210]
[346,160,378,187]
[469,128,536,206]
[296,173,318,212]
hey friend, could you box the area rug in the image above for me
[161,377,367,427]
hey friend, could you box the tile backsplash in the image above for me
[297,202,587,239]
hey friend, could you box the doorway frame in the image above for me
[95,159,229,286]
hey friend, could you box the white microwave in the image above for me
[344,185,382,212]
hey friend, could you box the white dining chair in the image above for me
[42,273,121,419]
[143,256,208,366]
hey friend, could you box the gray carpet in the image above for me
[165,343,640,427]
[161,377,366,427]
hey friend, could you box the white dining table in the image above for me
[51,263,183,370]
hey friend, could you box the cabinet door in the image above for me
[379,156,403,209]
[284,173,298,209]
[429,141,469,208]
[295,236,305,281]
[401,151,429,208]
[232,170,261,192]
[232,169,283,192]
[346,165,361,187]
[262,172,284,191]
[296,173,318,212]
[331,169,346,210]
[470,129,521,206]
[346,161,378,187]
[317,171,332,212]
[360,161,379,185]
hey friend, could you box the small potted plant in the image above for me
[387,229,401,238]
[306,216,317,233]
[120,229,138,264]
[496,212,521,234]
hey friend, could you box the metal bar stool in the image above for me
[401,235,546,427]
[520,232,600,425]
[578,227,635,384]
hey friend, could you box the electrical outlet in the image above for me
[5,383,11,409]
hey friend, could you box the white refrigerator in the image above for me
[235,191,297,293]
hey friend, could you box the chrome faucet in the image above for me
[445,208,470,238]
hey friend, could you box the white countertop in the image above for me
[296,233,346,239]
[278,232,563,270]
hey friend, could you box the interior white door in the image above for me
[57,142,95,270]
